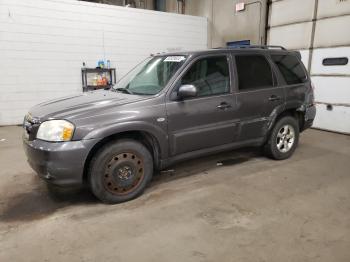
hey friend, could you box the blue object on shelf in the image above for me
[97,60,105,68]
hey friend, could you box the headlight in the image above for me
[36,120,75,142]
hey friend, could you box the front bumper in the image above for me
[23,136,99,186]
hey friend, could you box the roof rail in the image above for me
[227,45,286,50]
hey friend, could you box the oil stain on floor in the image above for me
[216,156,251,166]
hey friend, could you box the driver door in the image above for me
[166,54,239,156]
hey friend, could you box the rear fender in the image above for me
[266,103,286,134]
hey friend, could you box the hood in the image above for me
[29,90,148,121]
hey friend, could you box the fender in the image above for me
[266,103,286,134]
[266,101,305,135]
[83,120,169,159]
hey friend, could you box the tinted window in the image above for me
[271,55,307,85]
[235,55,273,90]
[181,56,230,97]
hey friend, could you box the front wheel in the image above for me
[264,116,299,160]
[88,139,153,204]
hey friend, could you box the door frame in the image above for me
[165,51,235,101]
[164,51,238,156]
[230,51,279,94]
[231,51,286,141]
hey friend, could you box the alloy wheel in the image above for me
[276,124,295,153]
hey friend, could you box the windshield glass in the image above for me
[113,55,187,95]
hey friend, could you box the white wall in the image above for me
[0,0,207,125]
[268,0,350,134]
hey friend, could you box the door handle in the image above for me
[217,102,232,109]
[268,95,281,102]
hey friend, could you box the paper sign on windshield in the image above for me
[164,56,186,62]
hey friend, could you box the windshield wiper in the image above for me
[114,87,134,94]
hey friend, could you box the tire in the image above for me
[88,139,153,204]
[264,116,299,160]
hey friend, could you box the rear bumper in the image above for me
[23,136,99,186]
[302,104,316,131]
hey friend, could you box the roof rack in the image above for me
[226,45,286,50]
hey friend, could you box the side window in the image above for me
[271,54,307,85]
[180,56,230,97]
[235,55,273,91]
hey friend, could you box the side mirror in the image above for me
[178,84,197,99]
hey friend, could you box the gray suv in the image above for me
[23,46,316,203]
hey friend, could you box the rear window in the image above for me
[235,55,274,90]
[271,55,307,85]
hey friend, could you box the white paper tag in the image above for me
[164,56,186,62]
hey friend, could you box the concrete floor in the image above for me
[0,126,349,262]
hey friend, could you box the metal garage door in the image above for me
[268,0,350,134]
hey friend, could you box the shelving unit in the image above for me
[81,68,116,92]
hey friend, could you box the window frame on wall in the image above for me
[322,57,349,66]
[234,54,276,92]
[170,53,233,100]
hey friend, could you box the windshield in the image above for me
[113,55,187,95]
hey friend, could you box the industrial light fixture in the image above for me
[235,2,245,12]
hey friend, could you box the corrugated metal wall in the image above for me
[268,0,350,134]
[0,0,207,125]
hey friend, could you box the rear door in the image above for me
[234,53,285,141]
[166,53,239,156]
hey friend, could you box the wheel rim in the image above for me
[103,152,144,195]
[276,124,295,153]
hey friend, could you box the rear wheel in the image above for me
[89,139,153,204]
[264,116,299,160]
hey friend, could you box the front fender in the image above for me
[82,121,169,158]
